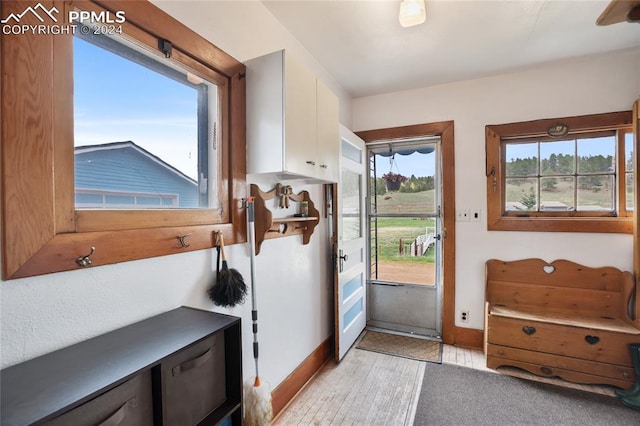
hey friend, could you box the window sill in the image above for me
[487,216,632,234]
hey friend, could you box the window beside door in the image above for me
[486,111,633,233]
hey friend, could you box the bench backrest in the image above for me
[486,258,635,319]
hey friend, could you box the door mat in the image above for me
[356,330,442,364]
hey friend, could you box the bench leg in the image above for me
[618,343,640,409]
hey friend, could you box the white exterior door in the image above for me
[335,125,367,361]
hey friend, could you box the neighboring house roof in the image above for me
[75,141,199,208]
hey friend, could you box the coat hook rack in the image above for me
[177,233,192,248]
[250,184,319,255]
[76,246,95,268]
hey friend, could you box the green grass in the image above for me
[373,190,436,214]
[371,216,436,263]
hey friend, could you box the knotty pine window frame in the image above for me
[1,0,247,279]
[485,111,633,233]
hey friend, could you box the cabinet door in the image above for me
[284,53,318,177]
[316,79,339,182]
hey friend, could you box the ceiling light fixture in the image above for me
[399,0,426,28]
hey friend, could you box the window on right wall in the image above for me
[485,111,633,233]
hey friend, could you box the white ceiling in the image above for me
[262,0,640,98]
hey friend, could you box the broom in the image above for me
[244,197,273,426]
[208,232,248,307]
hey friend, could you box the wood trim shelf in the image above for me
[250,184,319,255]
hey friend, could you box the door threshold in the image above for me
[366,323,442,342]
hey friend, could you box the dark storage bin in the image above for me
[162,332,226,425]
[44,371,153,426]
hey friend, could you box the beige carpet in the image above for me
[356,330,442,363]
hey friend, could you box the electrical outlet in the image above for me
[457,209,470,222]
[461,310,469,323]
[471,210,481,222]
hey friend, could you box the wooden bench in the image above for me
[484,258,640,389]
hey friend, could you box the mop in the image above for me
[244,197,273,426]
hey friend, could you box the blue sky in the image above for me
[374,150,436,179]
[505,135,628,163]
[74,37,200,179]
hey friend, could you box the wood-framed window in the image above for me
[1,0,246,279]
[486,111,633,233]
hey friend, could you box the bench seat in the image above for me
[485,258,639,389]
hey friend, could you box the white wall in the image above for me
[0,0,343,393]
[353,48,640,330]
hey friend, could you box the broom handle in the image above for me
[218,232,227,262]
[248,198,261,375]
[248,198,257,310]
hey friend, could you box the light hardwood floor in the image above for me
[274,342,616,425]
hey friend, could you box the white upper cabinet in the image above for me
[316,78,340,182]
[246,50,339,183]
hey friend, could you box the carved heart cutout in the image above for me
[522,326,536,336]
[543,265,555,274]
[585,335,600,345]
[278,223,288,234]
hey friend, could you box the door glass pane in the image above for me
[369,216,437,286]
[626,132,634,212]
[341,170,361,241]
[342,139,362,164]
[344,299,363,329]
[343,274,363,302]
[370,142,437,214]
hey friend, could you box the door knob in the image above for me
[338,250,348,272]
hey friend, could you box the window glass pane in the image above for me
[577,175,614,211]
[577,136,615,174]
[73,32,218,210]
[540,140,574,175]
[341,170,361,241]
[505,178,537,211]
[627,173,635,211]
[626,132,634,172]
[505,143,538,177]
[540,177,574,211]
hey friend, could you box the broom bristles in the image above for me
[208,266,248,307]
[254,376,261,387]
[244,377,272,426]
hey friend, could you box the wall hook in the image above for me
[76,246,95,268]
[177,233,192,248]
